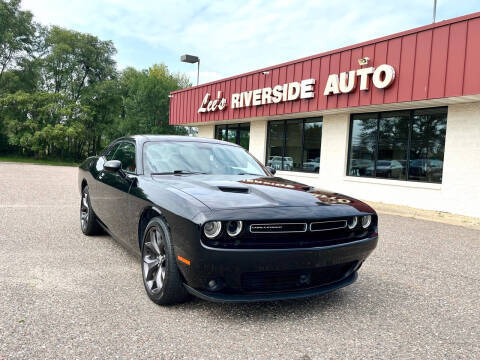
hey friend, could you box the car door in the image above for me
[89,142,119,220]
[96,140,137,242]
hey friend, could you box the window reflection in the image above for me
[238,123,250,150]
[266,121,285,170]
[409,109,447,183]
[266,117,322,172]
[347,107,447,184]
[377,111,409,180]
[214,123,250,149]
[303,120,322,173]
[227,127,237,144]
[285,120,302,171]
[348,114,376,177]
[215,125,228,142]
[111,142,136,173]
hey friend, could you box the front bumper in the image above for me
[177,235,378,302]
[184,271,358,303]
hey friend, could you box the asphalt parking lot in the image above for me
[0,162,479,359]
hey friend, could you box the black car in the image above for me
[78,135,378,305]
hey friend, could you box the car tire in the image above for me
[141,217,190,305]
[80,185,102,235]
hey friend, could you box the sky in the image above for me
[21,0,480,86]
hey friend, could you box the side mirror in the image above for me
[266,166,276,175]
[104,160,122,172]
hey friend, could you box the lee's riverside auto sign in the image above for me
[198,64,396,113]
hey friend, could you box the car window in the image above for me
[111,141,136,173]
[104,143,120,160]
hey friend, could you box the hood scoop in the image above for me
[217,186,249,194]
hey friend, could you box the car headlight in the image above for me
[361,215,372,229]
[203,221,222,239]
[226,220,243,237]
[347,216,358,229]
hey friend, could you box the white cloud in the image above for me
[21,0,480,85]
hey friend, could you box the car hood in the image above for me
[154,175,373,213]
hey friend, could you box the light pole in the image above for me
[181,54,200,85]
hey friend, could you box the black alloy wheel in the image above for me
[141,217,189,305]
[80,185,102,235]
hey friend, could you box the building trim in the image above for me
[181,94,480,126]
[343,176,442,190]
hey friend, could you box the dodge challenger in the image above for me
[78,135,378,305]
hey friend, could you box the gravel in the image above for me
[0,162,479,359]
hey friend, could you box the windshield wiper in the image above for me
[151,170,208,175]
[236,172,263,176]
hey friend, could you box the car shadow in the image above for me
[174,287,355,322]
[169,271,399,323]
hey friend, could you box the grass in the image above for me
[0,154,79,167]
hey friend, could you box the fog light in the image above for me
[203,221,222,239]
[347,216,358,229]
[226,220,243,237]
[361,215,372,229]
[207,278,225,292]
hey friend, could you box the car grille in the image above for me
[249,223,307,233]
[310,220,347,231]
[201,217,377,250]
[241,262,357,294]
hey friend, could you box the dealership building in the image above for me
[169,12,480,218]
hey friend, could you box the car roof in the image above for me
[113,135,241,147]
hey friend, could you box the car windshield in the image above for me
[144,141,266,176]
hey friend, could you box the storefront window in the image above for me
[409,108,447,183]
[238,123,250,150]
[348,114,376,177]
[215,123,250,149]
[303,119,322,173]
[227,127,237,144]
[347,107,447,183]
[377,111,409,180]
[215,126,227,142]
[266,117,322,172]
[284,120,302,171]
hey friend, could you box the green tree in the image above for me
[0,90,89,158]
[0,1,192,161]
[117,64,190,138]
[0,0,36,86]
[83,79,122,154]
[40,26,117,100]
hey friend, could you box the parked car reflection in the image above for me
[409,159,443,182]
[302,157,320,172]
[267,156,293,170]
[366,160,404,178]
[349,159,374,176]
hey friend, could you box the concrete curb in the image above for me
[366,200,480,230]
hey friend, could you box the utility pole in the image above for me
[433,0,437,23]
